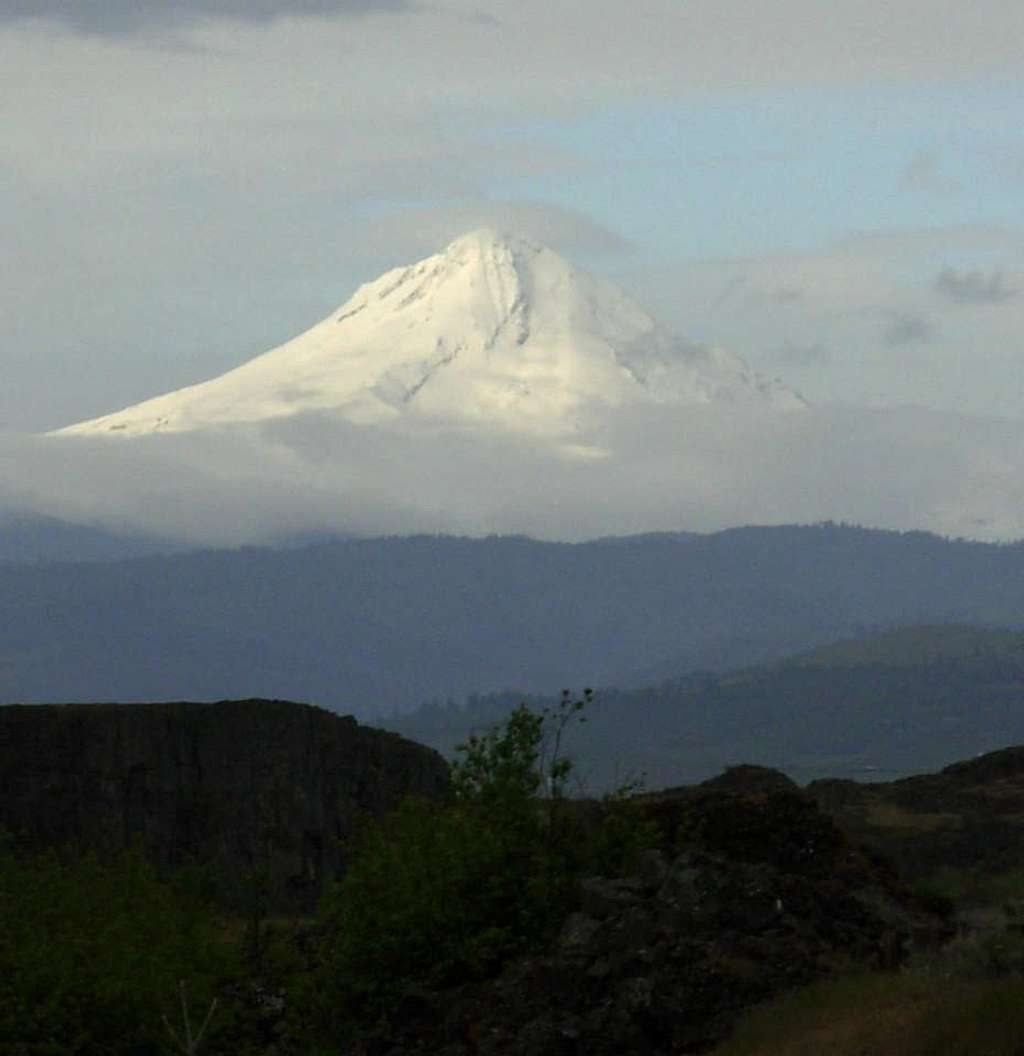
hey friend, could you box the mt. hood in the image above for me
[55,230,803,440]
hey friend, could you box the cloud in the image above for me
[901,149,959,194]
[346,202,632,265]
[830,226,1024,259]
[5,1,1023,94]
[771,286,805,304]
[5,400,1024,547]
[624,224,1024,418]
[997,150,1024,186]
[882,314,933,346]
[774,342,831,367]
[933,268,1018,304]
[0,0,409,33]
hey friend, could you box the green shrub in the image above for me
[0,837,232,1056]
[584,792,661,877]
[313,798,552,1021]
[311,696,591,1031]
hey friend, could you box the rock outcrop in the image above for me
[369,767,945,1056]
[0,699,449,908]
[808,745,1024,882]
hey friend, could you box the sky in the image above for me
[1,1,1024,543]
[2,0,1022,432]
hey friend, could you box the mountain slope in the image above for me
[0,512,185,564]
[388,624,1024,789]
[54,229,802,439]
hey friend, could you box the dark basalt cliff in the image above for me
[0,698,449,907]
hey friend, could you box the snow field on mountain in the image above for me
[55,230,803,441]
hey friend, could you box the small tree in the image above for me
[452,688,592,807]
[541,687,593,800]
[312,692,593,1030]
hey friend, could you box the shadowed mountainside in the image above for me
[387,625,1024,789]
[0,511,184,564]
[4,524,1024,713]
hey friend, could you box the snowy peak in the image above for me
[341,227,540,354]
[54,231,804,440]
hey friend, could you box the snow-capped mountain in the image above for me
[54,229,803,440]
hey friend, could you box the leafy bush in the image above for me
[312,695,592,1030]
[0,837,232,1056]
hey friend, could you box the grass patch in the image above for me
[714,973,1024,1056]
[864,803,963,832]
[713,974,934,1056]
[913,864,1024,909]
[914,977,1024,1055]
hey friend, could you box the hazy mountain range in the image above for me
[3,523,1024,715]
[386,623,1024,789]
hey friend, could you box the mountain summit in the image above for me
[55,229,803,439]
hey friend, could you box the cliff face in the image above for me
[0,699,449,907]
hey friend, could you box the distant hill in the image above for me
[4,523,1024,713]
[0,512,184,564]
[385,625,1024,789]
[783,624,1024,668]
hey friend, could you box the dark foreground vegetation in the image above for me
[4,694,1024,1055]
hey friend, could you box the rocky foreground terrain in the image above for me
[379,752,1024,1056]
[363,767,950,1056]
[808,745,1024,887]
[4,699,1024,1054]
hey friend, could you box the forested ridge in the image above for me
[387,625,1024,787]
[4,523,1024,711]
